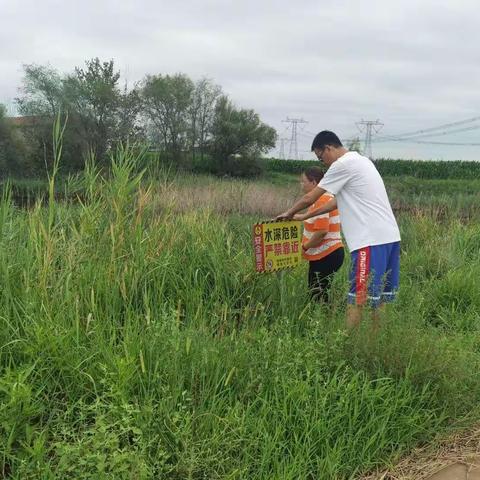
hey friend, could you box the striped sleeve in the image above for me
[310,195,330,231]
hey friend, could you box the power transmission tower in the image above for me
[356,119,383,159]
[283,117,307,160]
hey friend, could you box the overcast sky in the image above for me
[2,0,480,160]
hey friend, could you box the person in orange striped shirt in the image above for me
[299,167,345,302]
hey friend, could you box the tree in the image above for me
[141,73,194,160]
[189,78,222,160]
[15,59,140,171]
[117,83,144,145]
[0,104,28,175]
[210,96,277,162]
[16,64,63,117]
[15,64,67,173]
[63,58,123,160]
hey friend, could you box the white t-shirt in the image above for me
[318,151,400,252]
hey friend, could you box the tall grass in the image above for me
[1,142,480,478]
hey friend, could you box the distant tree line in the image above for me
[0,58,277,177]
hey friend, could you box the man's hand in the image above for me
[274,186,326,222]
[275,211,292,221]
[293,213,307,221]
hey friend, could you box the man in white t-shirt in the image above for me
[276,131,401,330]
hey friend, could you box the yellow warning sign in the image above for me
[252,220,302,273]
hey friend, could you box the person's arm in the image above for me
[302,229,328,251]
[276,186,326,220]
[294,197,337,221]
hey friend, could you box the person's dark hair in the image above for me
[311,131,343,151]
[303,166,324,184]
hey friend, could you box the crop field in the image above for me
[1,147,480,478]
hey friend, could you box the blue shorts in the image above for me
[348,241,400,308]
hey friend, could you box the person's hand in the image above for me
[275,211,292,221]
[293,213,307,221]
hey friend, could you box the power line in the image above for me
[374,124,480,143]
[375,115,480,141]
[382,139,480,146]
[297,131,313,139]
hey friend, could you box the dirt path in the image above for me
[427,458,480,480]
[362,427,480,479]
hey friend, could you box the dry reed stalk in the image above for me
[151,182,297,217]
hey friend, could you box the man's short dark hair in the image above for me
[311,131,343,151]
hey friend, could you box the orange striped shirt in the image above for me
[302,193,343,261]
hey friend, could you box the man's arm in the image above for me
[293,197,337,221]
[276,186,326,220]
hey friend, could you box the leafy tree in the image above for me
[16,64,63,117]
[210,96,277,165]
[189,78,222,160]
[118,84,144,145]
[0,104,28,175]
[15,59,142,171]
[141,73,194,160]
[14,65,68,173]
[63,58,122,160]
